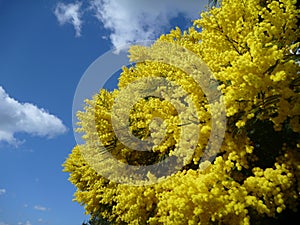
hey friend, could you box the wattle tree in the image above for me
[65,0,300,224]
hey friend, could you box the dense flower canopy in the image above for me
[64,0,300,224]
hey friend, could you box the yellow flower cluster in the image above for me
[64,142,299,224]
[194,0,300,132]
[63,0,300,224]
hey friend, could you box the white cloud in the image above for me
[0,86,67,146]
[0,189,6,196]
[90,0,208,49]
[54,2,83,37]
[33,205,48,212]
[24,221,32,225]
[21,222,33,225]
[37,218,45,224]
[0,222,9,225]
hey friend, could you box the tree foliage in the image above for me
[64,0,300,224]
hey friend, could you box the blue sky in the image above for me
[0,1,208,224]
